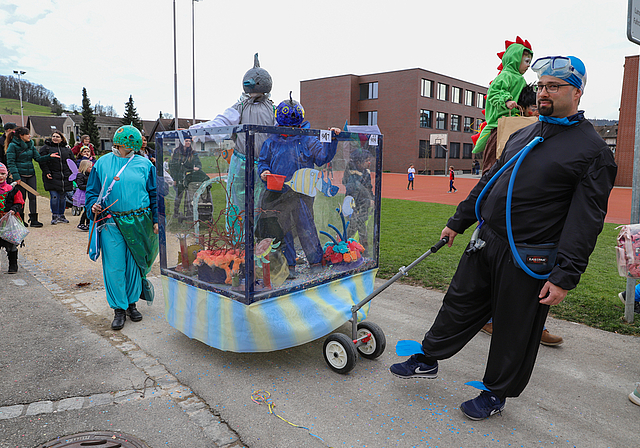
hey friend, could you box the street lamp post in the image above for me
[192,0,201,126]
[173,0,179,131]
[13,70,26,127]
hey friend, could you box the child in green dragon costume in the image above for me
[472,37,533,175]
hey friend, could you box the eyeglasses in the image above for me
[533,83,573,93]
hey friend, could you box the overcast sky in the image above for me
[1,0,638,122]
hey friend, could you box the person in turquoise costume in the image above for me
[86,125,158,331]
[190,53,276,220]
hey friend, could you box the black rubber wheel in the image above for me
[323,333,357,374]
[356,321,386,359]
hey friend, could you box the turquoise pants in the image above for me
[101,222,142,310]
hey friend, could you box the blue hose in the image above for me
[475,136,547,279]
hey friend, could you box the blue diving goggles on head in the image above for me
[531,56,586,90]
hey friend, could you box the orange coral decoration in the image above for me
[194,249,245,284]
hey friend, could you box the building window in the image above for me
[419,140,431,158]
[359,111,378,126]
[451,87,462,104]
[450,114,461,132]
[477,92,485,109]
[420,109,432,128]
[360,82,378,100]
[437,83,448,101]
[465,90,474,106]
[436,112,447,130]
[463,143,473,159]
[463,116,473,133]
[421,79,433,97]
[475,118,484,132]
[449,142,460,159]
[434,144,447,158]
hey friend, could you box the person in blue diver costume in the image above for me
[86,125,158,331]
[257,94,341,277]
[189,53,276,220]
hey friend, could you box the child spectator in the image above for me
[74,160,92,231]
[407,164,415,190]
[0,162,24,273]
[448,166,457,193]
[258,94,340,277]
[473,37,533,175]
[76,146,96,166]
[518,82,538,117]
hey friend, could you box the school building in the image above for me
[300,68,488,174]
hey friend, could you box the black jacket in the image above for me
[39,140,75,192]
[447,116,617,290]
[75,171,88,191]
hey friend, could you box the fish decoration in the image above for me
[284,168,338,197]
[340,195,355,217]
[221,147,234,164]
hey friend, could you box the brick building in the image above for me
[616,55,639,187]
[300,69,487,174]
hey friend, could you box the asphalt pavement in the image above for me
[1,250,639,448]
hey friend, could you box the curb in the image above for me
[7,255,245,448]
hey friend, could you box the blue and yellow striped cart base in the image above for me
[163,269,377,353]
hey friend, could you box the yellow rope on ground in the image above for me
[251,390,334,447]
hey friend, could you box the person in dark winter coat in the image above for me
[6,126,58,227]
[0,162,25,273]
[138,135,156,164]
[39,130,75,225]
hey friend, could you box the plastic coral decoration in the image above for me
[193,248,245,284]
[320,208,365,265]
[191,156,246,284]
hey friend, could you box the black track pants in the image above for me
[421,226,549,399]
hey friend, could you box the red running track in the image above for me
[381,173,632,225]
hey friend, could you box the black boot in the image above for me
[127,302,143,322]
[51,215,58,225]
[111,309,126,330]
[7,250,18,274]
[29,213,43,228]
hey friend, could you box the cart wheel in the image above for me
[323,333,357,374]
[356,321,386,359]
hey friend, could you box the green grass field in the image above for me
[0,98,54,118]
[377,198,640,335]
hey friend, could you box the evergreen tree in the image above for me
[79,87,100,150]
[122,95,143,131]
[69,131,76,147]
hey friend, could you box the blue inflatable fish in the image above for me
[341,195,355,216]
[285,168,338,197]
